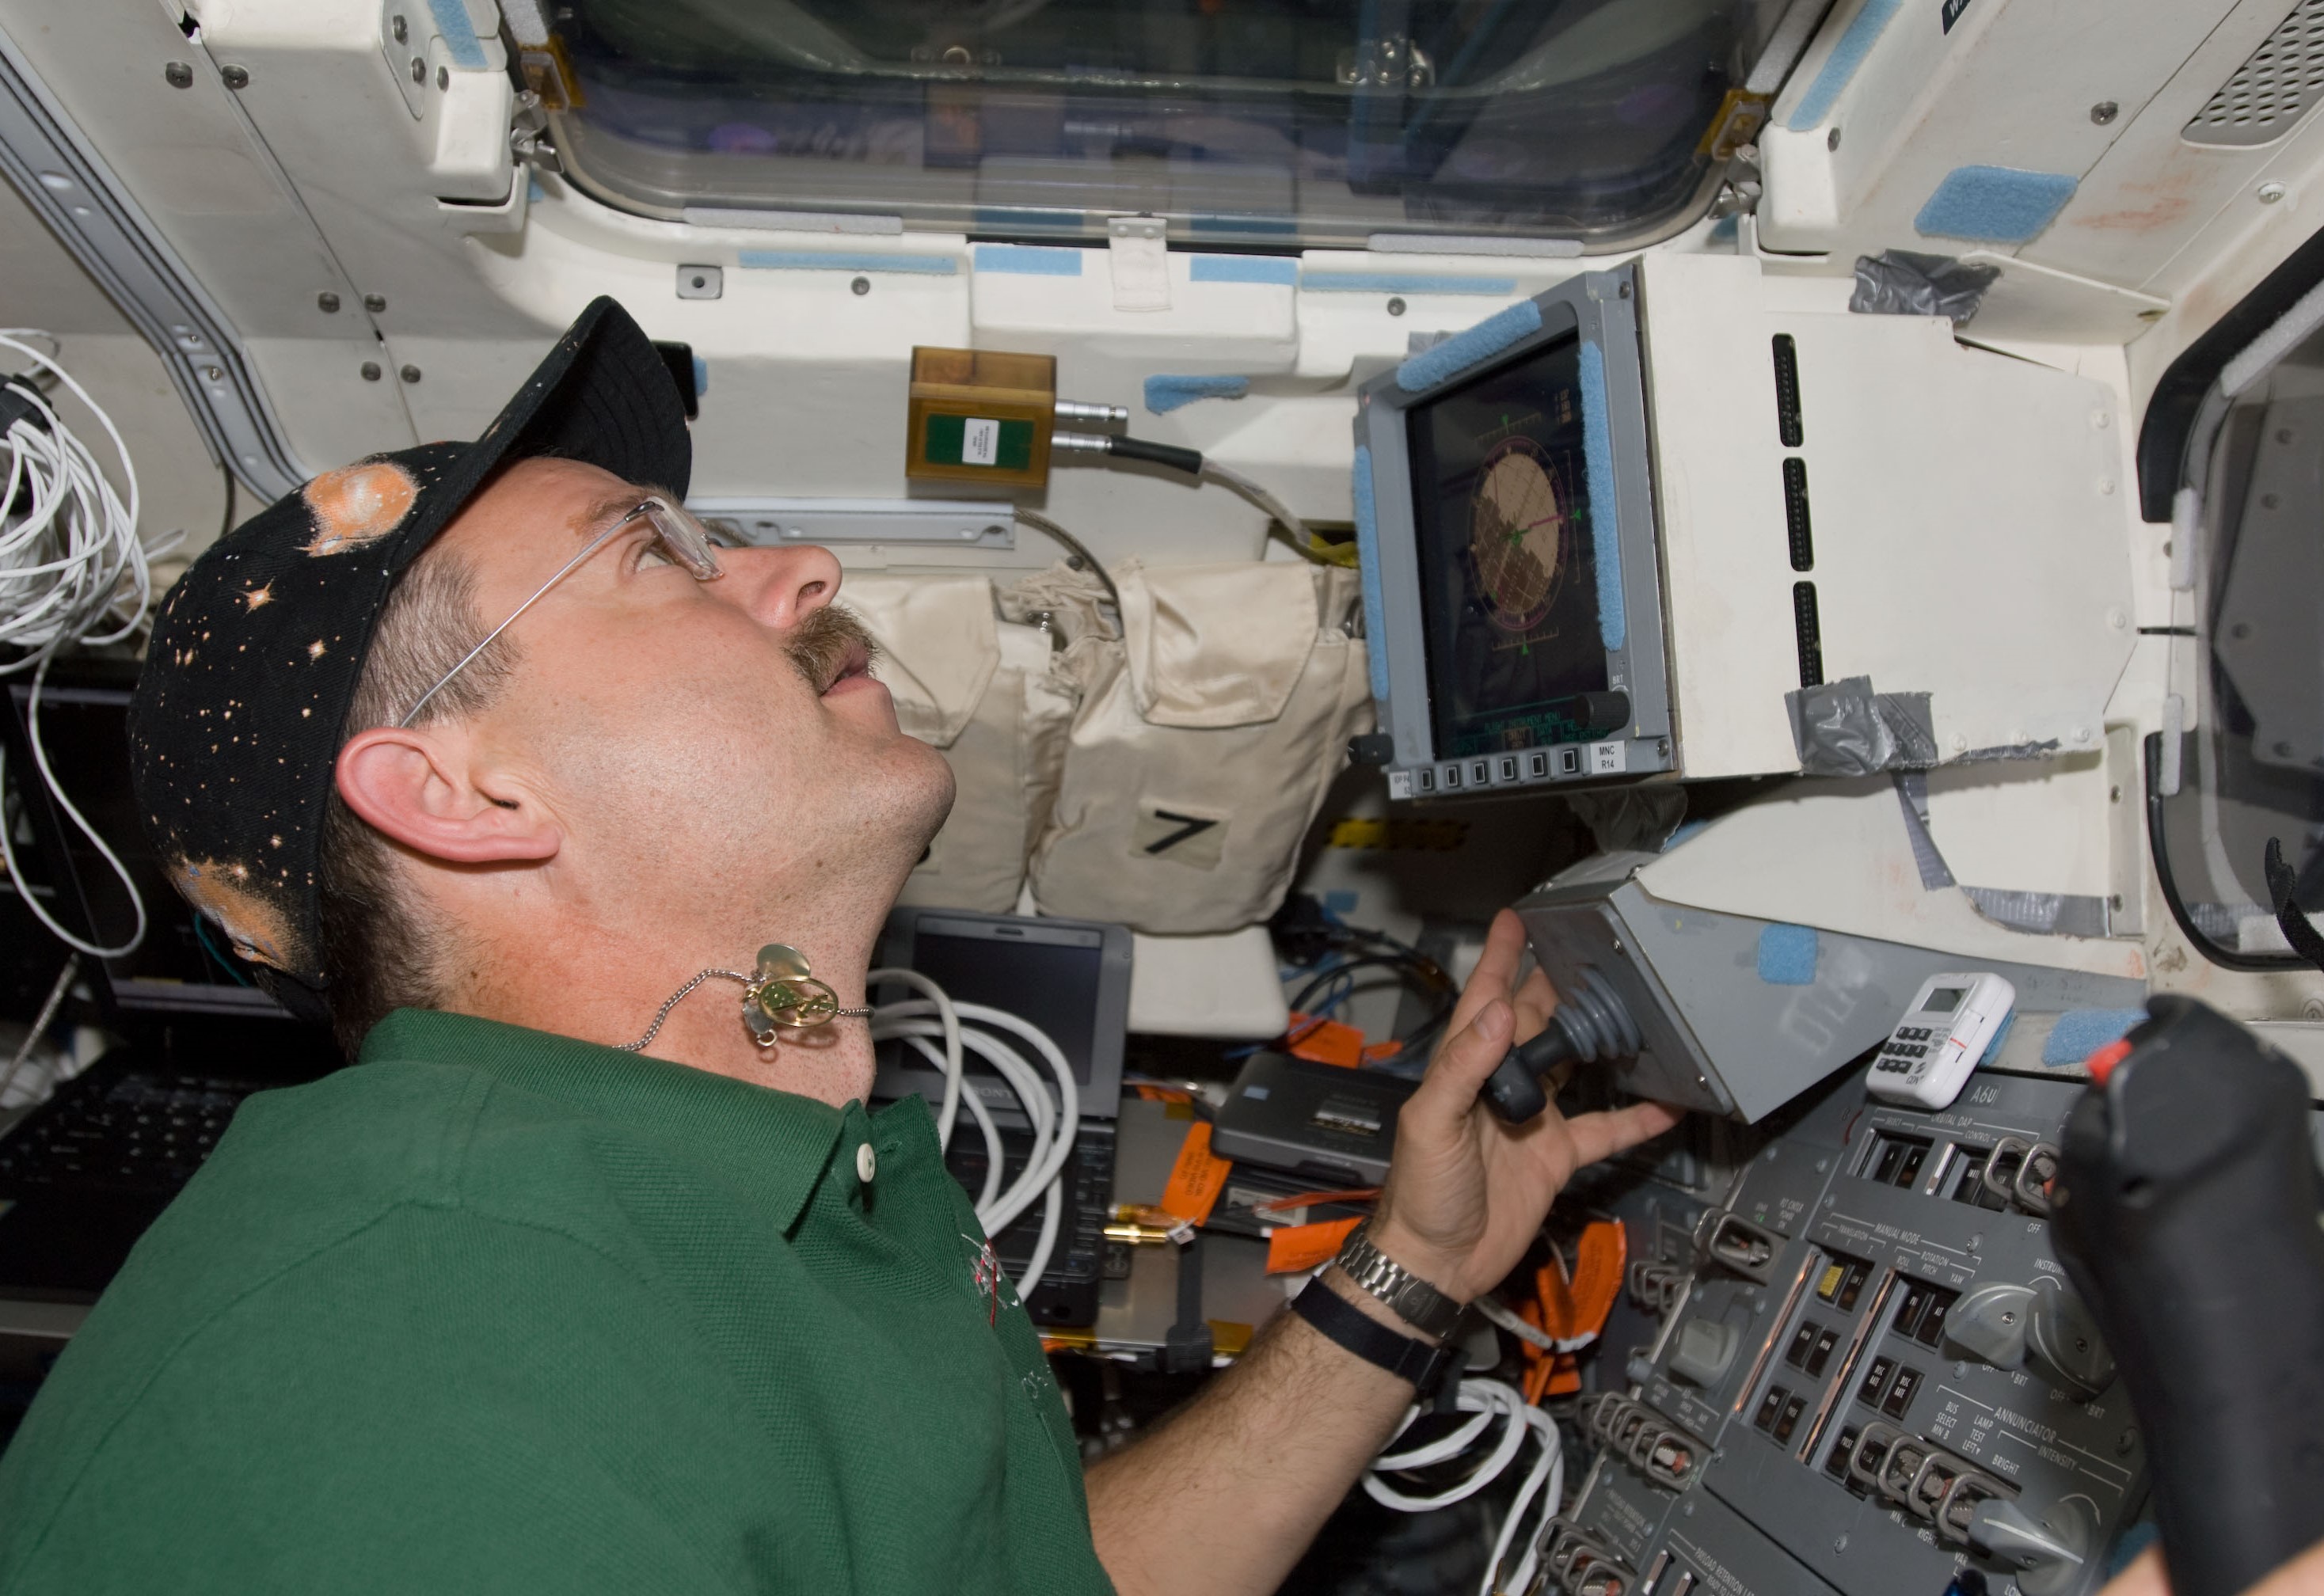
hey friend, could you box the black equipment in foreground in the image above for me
[2052,997,2324,1596]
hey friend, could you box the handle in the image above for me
[2052,996,2324,1596]
[1481,1027,1575,1123]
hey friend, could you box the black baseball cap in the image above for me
[127,296,690,1017]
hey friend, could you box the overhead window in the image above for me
[539,0,1758,247]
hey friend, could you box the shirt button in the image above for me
[856,1142,877,1184]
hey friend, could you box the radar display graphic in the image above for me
[1467,437,1570,633]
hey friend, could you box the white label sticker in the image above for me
[1591,740,1628,775]
[1387,770,1413,800]
[961,417,1001,466]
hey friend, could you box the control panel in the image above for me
[1546,1062,2198,1596]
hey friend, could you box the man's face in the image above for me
[425,457,955,936]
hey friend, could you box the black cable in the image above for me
[1105,435,1204,476]
[1288,953,1440,1016]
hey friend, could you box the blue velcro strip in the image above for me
[1786,0,1900,130]
[1352,446,1390,702]
[427,0,489,68]
[1143,374,1250,414]
[1395,298,1543,393]
[1914,166,2079,244]
[1977,1009,2016,1066]
[1757,924,1819,985]
[2042,1009,2147,1066]
[1303,272,1517,295]
[691,355,708,396]
[1577,340,1627,652]
[739,250,957,276]
[1191,255,1298,285]
[972,244,1083,276]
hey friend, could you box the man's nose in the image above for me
[719,542,843,630]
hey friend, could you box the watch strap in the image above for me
[1290,1277,1461,1394]
[1337,1222,1466,1340]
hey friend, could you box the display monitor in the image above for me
[1352,264,1672,799]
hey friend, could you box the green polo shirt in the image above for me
[0,1009,1115,1594]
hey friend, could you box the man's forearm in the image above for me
[1082,1271,1432,1596]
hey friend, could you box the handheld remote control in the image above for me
[1864,972,2014,1109]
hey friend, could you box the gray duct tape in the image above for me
[1961,887,2114,940]
[1892,771,1956,891]
[1788,677,1938,775]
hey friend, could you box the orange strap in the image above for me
[1265,1216,1364,1275]
[1157,1122,1232,1226]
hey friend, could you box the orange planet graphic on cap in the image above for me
[300,460,418,556]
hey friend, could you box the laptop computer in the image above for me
[872,906,1132,1327]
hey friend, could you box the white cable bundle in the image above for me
[0,331,177,959]
[867,972,1078,1299]
[1365,1376,1564,1596]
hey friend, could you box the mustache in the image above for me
[786,603,880,693]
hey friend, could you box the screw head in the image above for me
[400,364,422,384]
[391,14,408,42]
[203,365,224,381]
[220,64,250,90]
[1386,296,1406,316]
[317,291,341,314]
[1827,126,1842,151]
[411,55,427,85]
[163,61,195,89]
[359,362,382,382]
[437,64,449,91]
[2090,101,2118,125]
[363,293,386,313]
[2260,181,2288,204]
[850,276,871,295]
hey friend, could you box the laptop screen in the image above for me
[5,678,283,1017]
[873,910,1130,1123]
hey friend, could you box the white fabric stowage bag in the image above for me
[845,576,1071,914]
[1026,560,1374,934]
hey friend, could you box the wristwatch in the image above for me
[1334,1222,1466,1340]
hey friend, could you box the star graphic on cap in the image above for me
[307,640,327,659]
[241,584,274,610]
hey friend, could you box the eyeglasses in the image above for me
[398,495,724,728]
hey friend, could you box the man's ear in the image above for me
[334,726,561,864]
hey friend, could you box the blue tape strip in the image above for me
[2042,1009,2147,1067]
[1977,1009,2016,1066]
[1914,165,2079,245]
[1577,340,1627,653]
[738,250,957,276]
[691,355,708,397]
[1190,255,1299,286]
[1786,0,1901,130]
[1143,374,1250,414]
[972,244,1083,276]
[426,0,489,68]
[1395,299,1543,393]
[972,208,1082,233]
[1756,924,1819,985]
[1190,215,1297,236]
[1352,446,1390,702]
[1302,273,1517,295]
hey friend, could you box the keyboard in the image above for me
[942,1120,1116,1327]
[0,1070,261,1198]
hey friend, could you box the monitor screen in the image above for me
[900,921,1105,1091]
[1406,332,1610,760]
[6,682,281,1015]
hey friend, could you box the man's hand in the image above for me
[1367,908,1683,1304]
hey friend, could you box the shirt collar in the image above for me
[359,1007,850,1233]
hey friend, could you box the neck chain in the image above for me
[621,943,873,1054]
